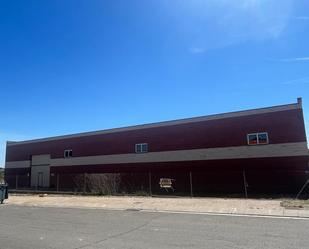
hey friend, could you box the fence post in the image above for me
[16,175,19,190]
[36,174,38,191]
[83,173,87,194]
[148,171,152,196]
[243,171,248,198]
[189,171,193,197]
[56,174,59,192]
[295,178,309,199]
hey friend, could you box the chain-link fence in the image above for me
[49,172,150,195]
[5,170,309,198]
[5,174,30,190]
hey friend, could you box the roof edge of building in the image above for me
[7,99,303,146]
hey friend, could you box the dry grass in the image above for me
[281,200,309,210]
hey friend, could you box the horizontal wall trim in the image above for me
[7,102,301,146]
[31,154,51,166]
[5,142,308,169]
[5,160,31,169]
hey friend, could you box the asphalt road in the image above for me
[0,205,309,249]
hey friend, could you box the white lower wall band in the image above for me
[5,142,308,169]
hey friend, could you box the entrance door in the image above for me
[37,172,44,188]
[31,165,50,188]
[30,154,51,188]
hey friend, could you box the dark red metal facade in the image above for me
[5,108,307,161]
[4,104,309,195]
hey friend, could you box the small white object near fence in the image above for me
[159,178,174,191]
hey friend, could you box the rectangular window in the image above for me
[135,143,148,153]
[247,134,258,145]
[247,132,269,145]
[64,149,73,158]
[258,132,268,144]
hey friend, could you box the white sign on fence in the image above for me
[159,178,174,190]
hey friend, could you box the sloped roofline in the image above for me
[7,99,303,146]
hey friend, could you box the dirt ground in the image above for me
[4,194,309,218]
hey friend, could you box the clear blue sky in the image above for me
[1,0,309,166]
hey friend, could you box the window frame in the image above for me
[64,149,73,158]
[247,132,269,145]
[247,133,258,145]
[135,143,148,153]
[257,132,269,145]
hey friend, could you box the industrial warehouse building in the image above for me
[5,98,309,196]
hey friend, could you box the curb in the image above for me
[4,203,309,220]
